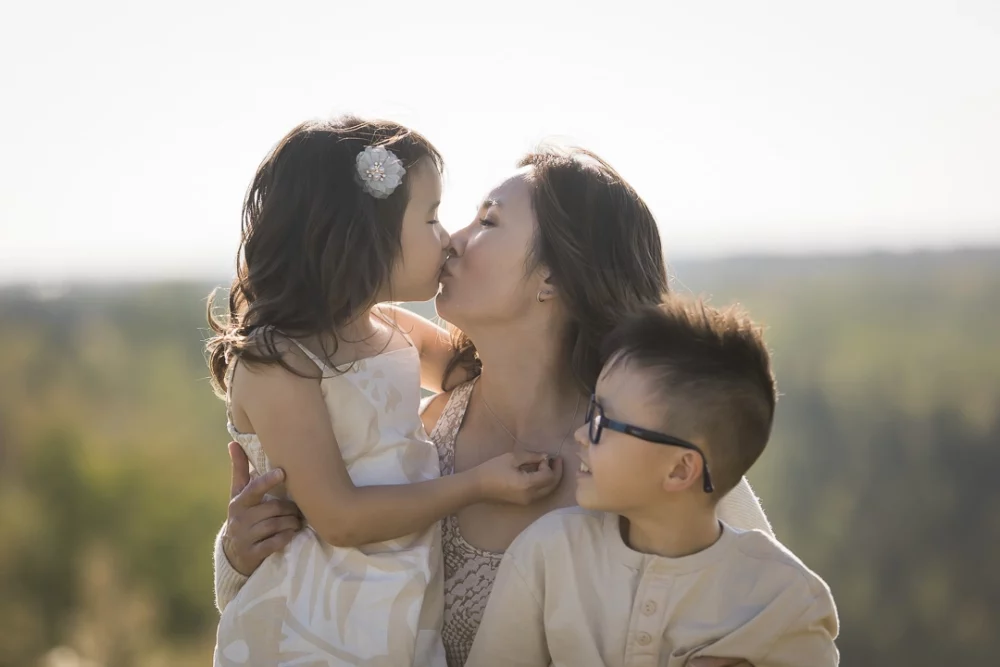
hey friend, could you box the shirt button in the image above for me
[642,600,657,616]
[636,631,652,646]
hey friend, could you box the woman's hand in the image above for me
[689,659,754,667]
[473,452,564,505]
[222,442,302,576]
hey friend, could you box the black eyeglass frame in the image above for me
[585,394,715,494]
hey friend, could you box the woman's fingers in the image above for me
[241,497,299,523]
[250,529,298,561]
[224,496,299,575]
[229,468,285,514]
[248,514,302,543]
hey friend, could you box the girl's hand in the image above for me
[222,442,302,575]
[473,452,564,505]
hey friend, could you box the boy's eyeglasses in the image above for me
[585,394,715,494]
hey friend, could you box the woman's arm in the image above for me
[214,524,247,612]
[718,476,773,536]
[234,350,561,548]
[214,443,300,611]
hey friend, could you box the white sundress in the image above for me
[214,341,446,667]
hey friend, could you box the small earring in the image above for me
[536,290,545,303]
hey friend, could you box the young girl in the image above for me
[206,117,561,666]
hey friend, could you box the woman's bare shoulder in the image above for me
[420,391,452,433]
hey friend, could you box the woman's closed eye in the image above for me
[427,219,441,226]
[478,217,497,228]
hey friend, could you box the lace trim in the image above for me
[432,379,502,557]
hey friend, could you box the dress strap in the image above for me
[373,303,417,349]
[397,328,417,348]
[286,338,335,376]
[224,334,331,428]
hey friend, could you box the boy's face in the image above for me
[574,361,689,514]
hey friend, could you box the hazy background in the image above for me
[1,1,998,665]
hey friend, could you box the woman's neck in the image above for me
[472,321,586,449]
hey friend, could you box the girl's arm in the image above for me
[377,304,463,393]
[232,347,561,548]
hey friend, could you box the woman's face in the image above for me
[435,167,545,328]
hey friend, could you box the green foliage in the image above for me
[1,250,997,666]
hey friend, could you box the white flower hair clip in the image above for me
[355,145,406,199]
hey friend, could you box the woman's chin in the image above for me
[405,280,444,304]
[434,286,452,308]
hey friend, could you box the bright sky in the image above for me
[1,0,998,283]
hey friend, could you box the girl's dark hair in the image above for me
[445,147,668,392]
[207,116,443,395]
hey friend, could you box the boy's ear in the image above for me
[662,450,703,493]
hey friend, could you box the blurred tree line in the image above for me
[0,249,997,666]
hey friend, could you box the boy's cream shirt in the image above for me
[466,507,838,667]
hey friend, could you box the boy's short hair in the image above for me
[602,296,777,497]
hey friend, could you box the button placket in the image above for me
[626,564,671,662]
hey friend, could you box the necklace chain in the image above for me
[479,387,582,459]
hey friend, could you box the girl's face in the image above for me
[435,167,546,328]
[386,158,450,302]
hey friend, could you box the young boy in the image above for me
[466,297,839,667]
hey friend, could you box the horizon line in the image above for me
[1,244,997,289]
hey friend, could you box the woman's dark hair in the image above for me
[445,147,668,392]
[207,116,443,395]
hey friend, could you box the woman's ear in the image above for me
[536,272,557,302]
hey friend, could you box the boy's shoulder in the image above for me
[528,505,605,530]
[506,507,608,564]
[727,524,833,601]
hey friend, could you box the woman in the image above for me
[214,147,772,666]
